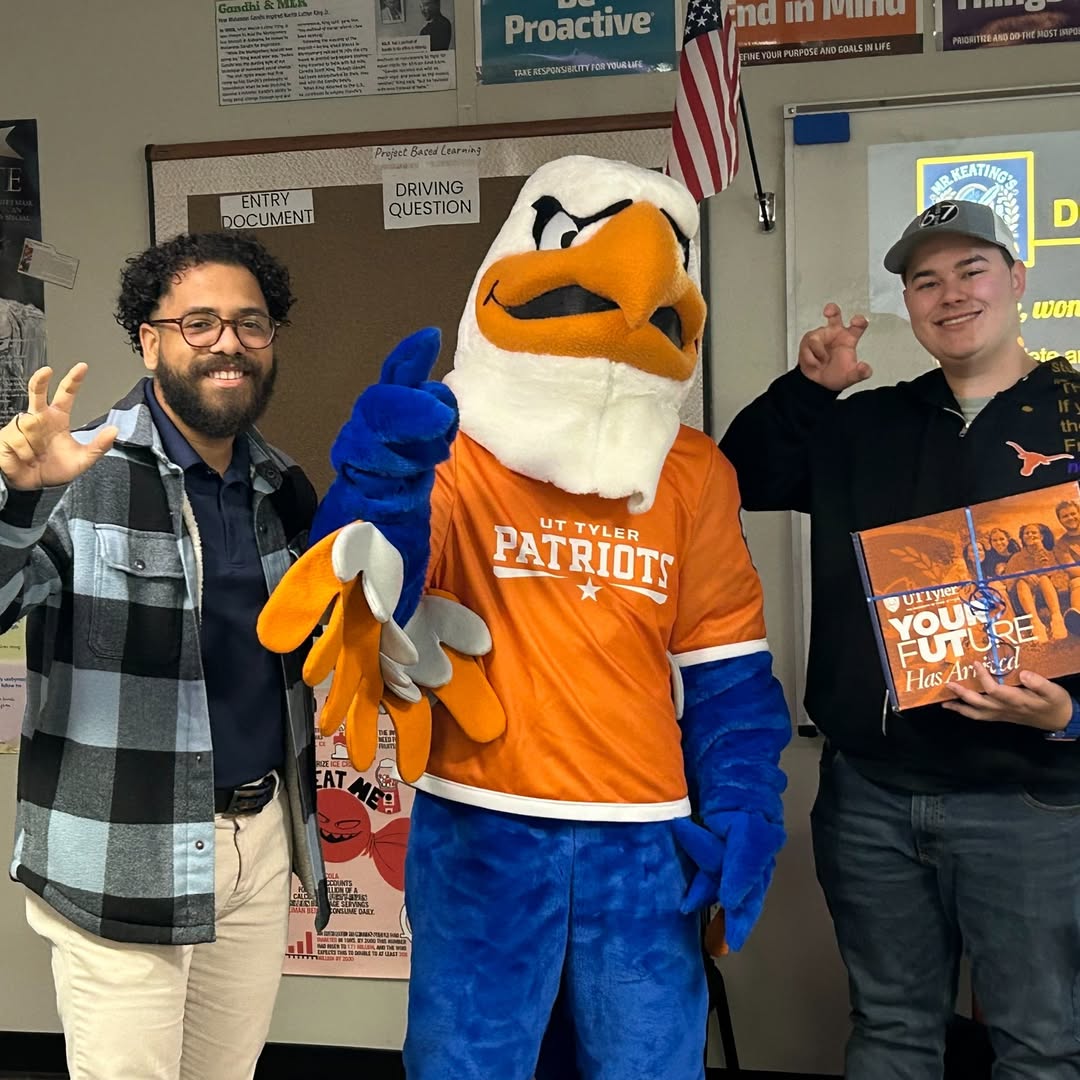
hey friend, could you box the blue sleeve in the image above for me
[1045,695,1080,741]
[672,650,791,951]
[679,650,790,822]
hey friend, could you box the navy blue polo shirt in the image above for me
[145,381,286,789]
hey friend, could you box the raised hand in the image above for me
[798,303,872,392]
[321,326,457,501]
[312,327,458,626]
[0,365,117,490]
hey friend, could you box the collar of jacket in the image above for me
[897,355,1056,412]
[92,378,286,490]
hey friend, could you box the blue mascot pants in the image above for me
[403,792,707,1080]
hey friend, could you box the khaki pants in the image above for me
[26,780,293,1080]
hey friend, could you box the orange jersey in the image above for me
[413,429,768,821]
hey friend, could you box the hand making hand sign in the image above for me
[0,364,117,490]
[798,302,872,392]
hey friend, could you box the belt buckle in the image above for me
[225,774,274,815]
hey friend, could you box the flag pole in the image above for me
[738,92,776,232]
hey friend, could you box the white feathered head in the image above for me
[446,156,706,514]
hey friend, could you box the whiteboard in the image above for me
[783,83,1080,730]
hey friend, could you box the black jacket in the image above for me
[721,359,1080,789]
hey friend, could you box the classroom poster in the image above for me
[936,0,1080,49]
[0,119,45,425]
[734,0,922,63]
[283,693,413,978]
[868,133,1080,381]
[215,0,456,104]
[475,0,678,83]
[0,624,27,753]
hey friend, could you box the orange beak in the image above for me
[474,201,706,381]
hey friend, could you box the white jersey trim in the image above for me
[412,775,691,822]
[672,638,769,668]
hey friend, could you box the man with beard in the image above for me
[0,232,328,1080]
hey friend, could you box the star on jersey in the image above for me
[578,577,602,601]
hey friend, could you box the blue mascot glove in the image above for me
[675,651,790,953]
[673,810,784,953]
[311,327,458,625]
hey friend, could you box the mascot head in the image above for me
[446,156,706,514]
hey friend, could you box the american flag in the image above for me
[664,0,742,203]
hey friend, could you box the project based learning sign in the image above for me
[853,482,1080,711]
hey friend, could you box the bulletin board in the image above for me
[146,114,710,495]
[783,82,1080,729]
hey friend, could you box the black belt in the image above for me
[214,773,277,815]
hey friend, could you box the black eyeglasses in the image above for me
[147,312,277,349]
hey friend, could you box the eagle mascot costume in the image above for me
[259,155,790,1080]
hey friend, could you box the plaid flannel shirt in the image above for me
[2,379,329,944]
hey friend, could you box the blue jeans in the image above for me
[812,747,1080,1080]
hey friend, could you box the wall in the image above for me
[4,0,1079,1072]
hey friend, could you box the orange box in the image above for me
[853,481,1080,710]
[734,0,922,65]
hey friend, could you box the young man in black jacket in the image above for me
[722,200,1080,1080]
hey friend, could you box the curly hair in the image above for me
[115,232,295,354]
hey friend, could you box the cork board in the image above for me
[148,115,709,494]
[186,177,524,493]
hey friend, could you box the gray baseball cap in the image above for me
[884,200,1019,276]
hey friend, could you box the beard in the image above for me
[154,352,278,439]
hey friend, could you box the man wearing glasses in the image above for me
[0,232,328,1079]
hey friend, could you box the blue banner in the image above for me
[477,0,677,84]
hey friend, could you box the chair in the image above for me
[702,910,740,1073]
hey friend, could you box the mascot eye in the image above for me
[537,211,580,251]
[662,209,692,270]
